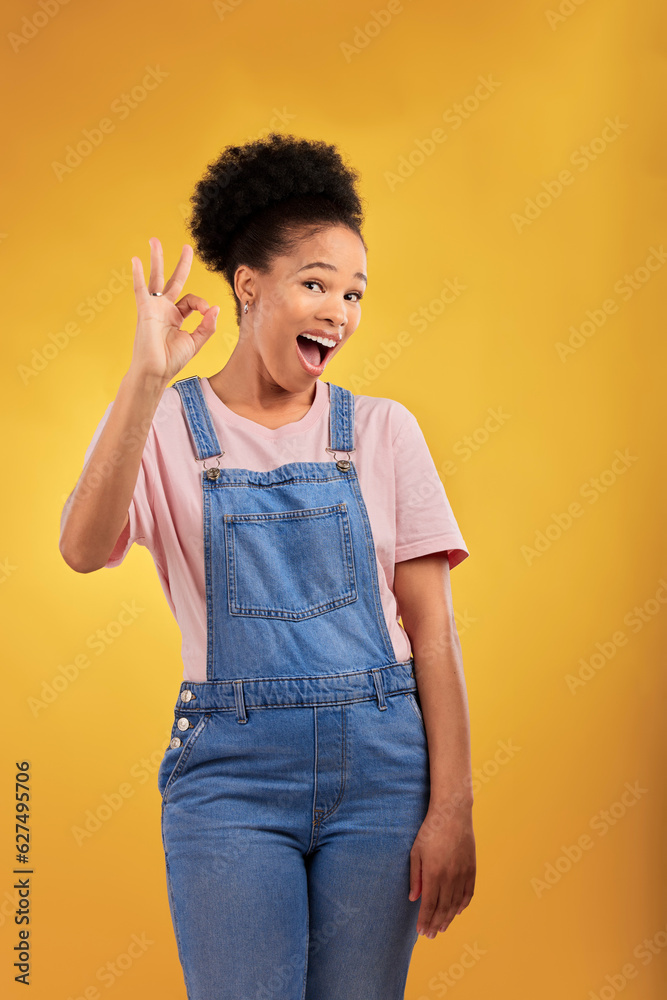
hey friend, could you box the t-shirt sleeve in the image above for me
[393,407,470,570]
[81,401,156,568]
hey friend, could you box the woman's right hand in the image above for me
[129,237,220,383]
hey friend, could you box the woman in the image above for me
[60,133,476,1000]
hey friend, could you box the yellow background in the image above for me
[2,0,665,997]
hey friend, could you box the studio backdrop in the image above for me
[2,1,664,998]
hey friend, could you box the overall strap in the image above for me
[172,376,223,460]
[327,382,355,453]
[173,375,355,460]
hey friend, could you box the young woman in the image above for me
[60,133,476,1000]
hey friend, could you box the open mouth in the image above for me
[295,333,337,374]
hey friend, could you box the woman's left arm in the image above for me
[393,551,476,938]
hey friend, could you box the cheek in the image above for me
[346,311,362,335]
[258,281,291,316]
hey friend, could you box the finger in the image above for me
[423,870,465,937]
[436,900,458,935]
[416,882,440,936]
[425,886,455,938]
[187,305,220,356]
[163,244,194,302]
[453,876,475,917]
[408,851,422,902]
[174,293,211,321]
[131,255,150,302]
[148,237,165,294]
[438,878,472,932]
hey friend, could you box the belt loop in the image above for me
[371,669,387,711]
[233,680,248,724]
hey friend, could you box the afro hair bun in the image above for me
[185,132,366,321]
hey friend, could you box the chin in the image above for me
[266,362,313,394]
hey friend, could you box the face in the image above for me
[234,224,367,392]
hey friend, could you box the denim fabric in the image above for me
[157,377,431,999]
[225,502,358,620]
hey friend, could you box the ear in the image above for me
[233,264,256,307]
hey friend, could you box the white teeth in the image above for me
[300,332,336,349]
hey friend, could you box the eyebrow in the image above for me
[297,261,367,284]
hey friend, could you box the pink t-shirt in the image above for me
[83,377,470,682]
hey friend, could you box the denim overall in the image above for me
[157,376,431,1000]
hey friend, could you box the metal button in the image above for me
[206,467,221,481]
[169,737,182,749]
[177,717,191,731]
[180,690,195,702]
[336,459,350,472]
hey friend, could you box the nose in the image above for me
[318,301,347,338]
[321,295,347,339]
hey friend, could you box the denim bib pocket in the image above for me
[224,503,357,620]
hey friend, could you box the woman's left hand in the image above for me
[409,801,476,938]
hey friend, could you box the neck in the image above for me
[207,344,317,425]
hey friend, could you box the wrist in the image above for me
[123,366,171,396]
[428,786,474,813]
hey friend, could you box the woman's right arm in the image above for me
[59,238,219,574]
[59,367,169,573]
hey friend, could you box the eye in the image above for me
[302,280,364,302]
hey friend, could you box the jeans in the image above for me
[159,665,430,999]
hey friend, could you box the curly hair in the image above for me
[186,132,367,324]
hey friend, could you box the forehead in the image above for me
[280,225,367,276]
